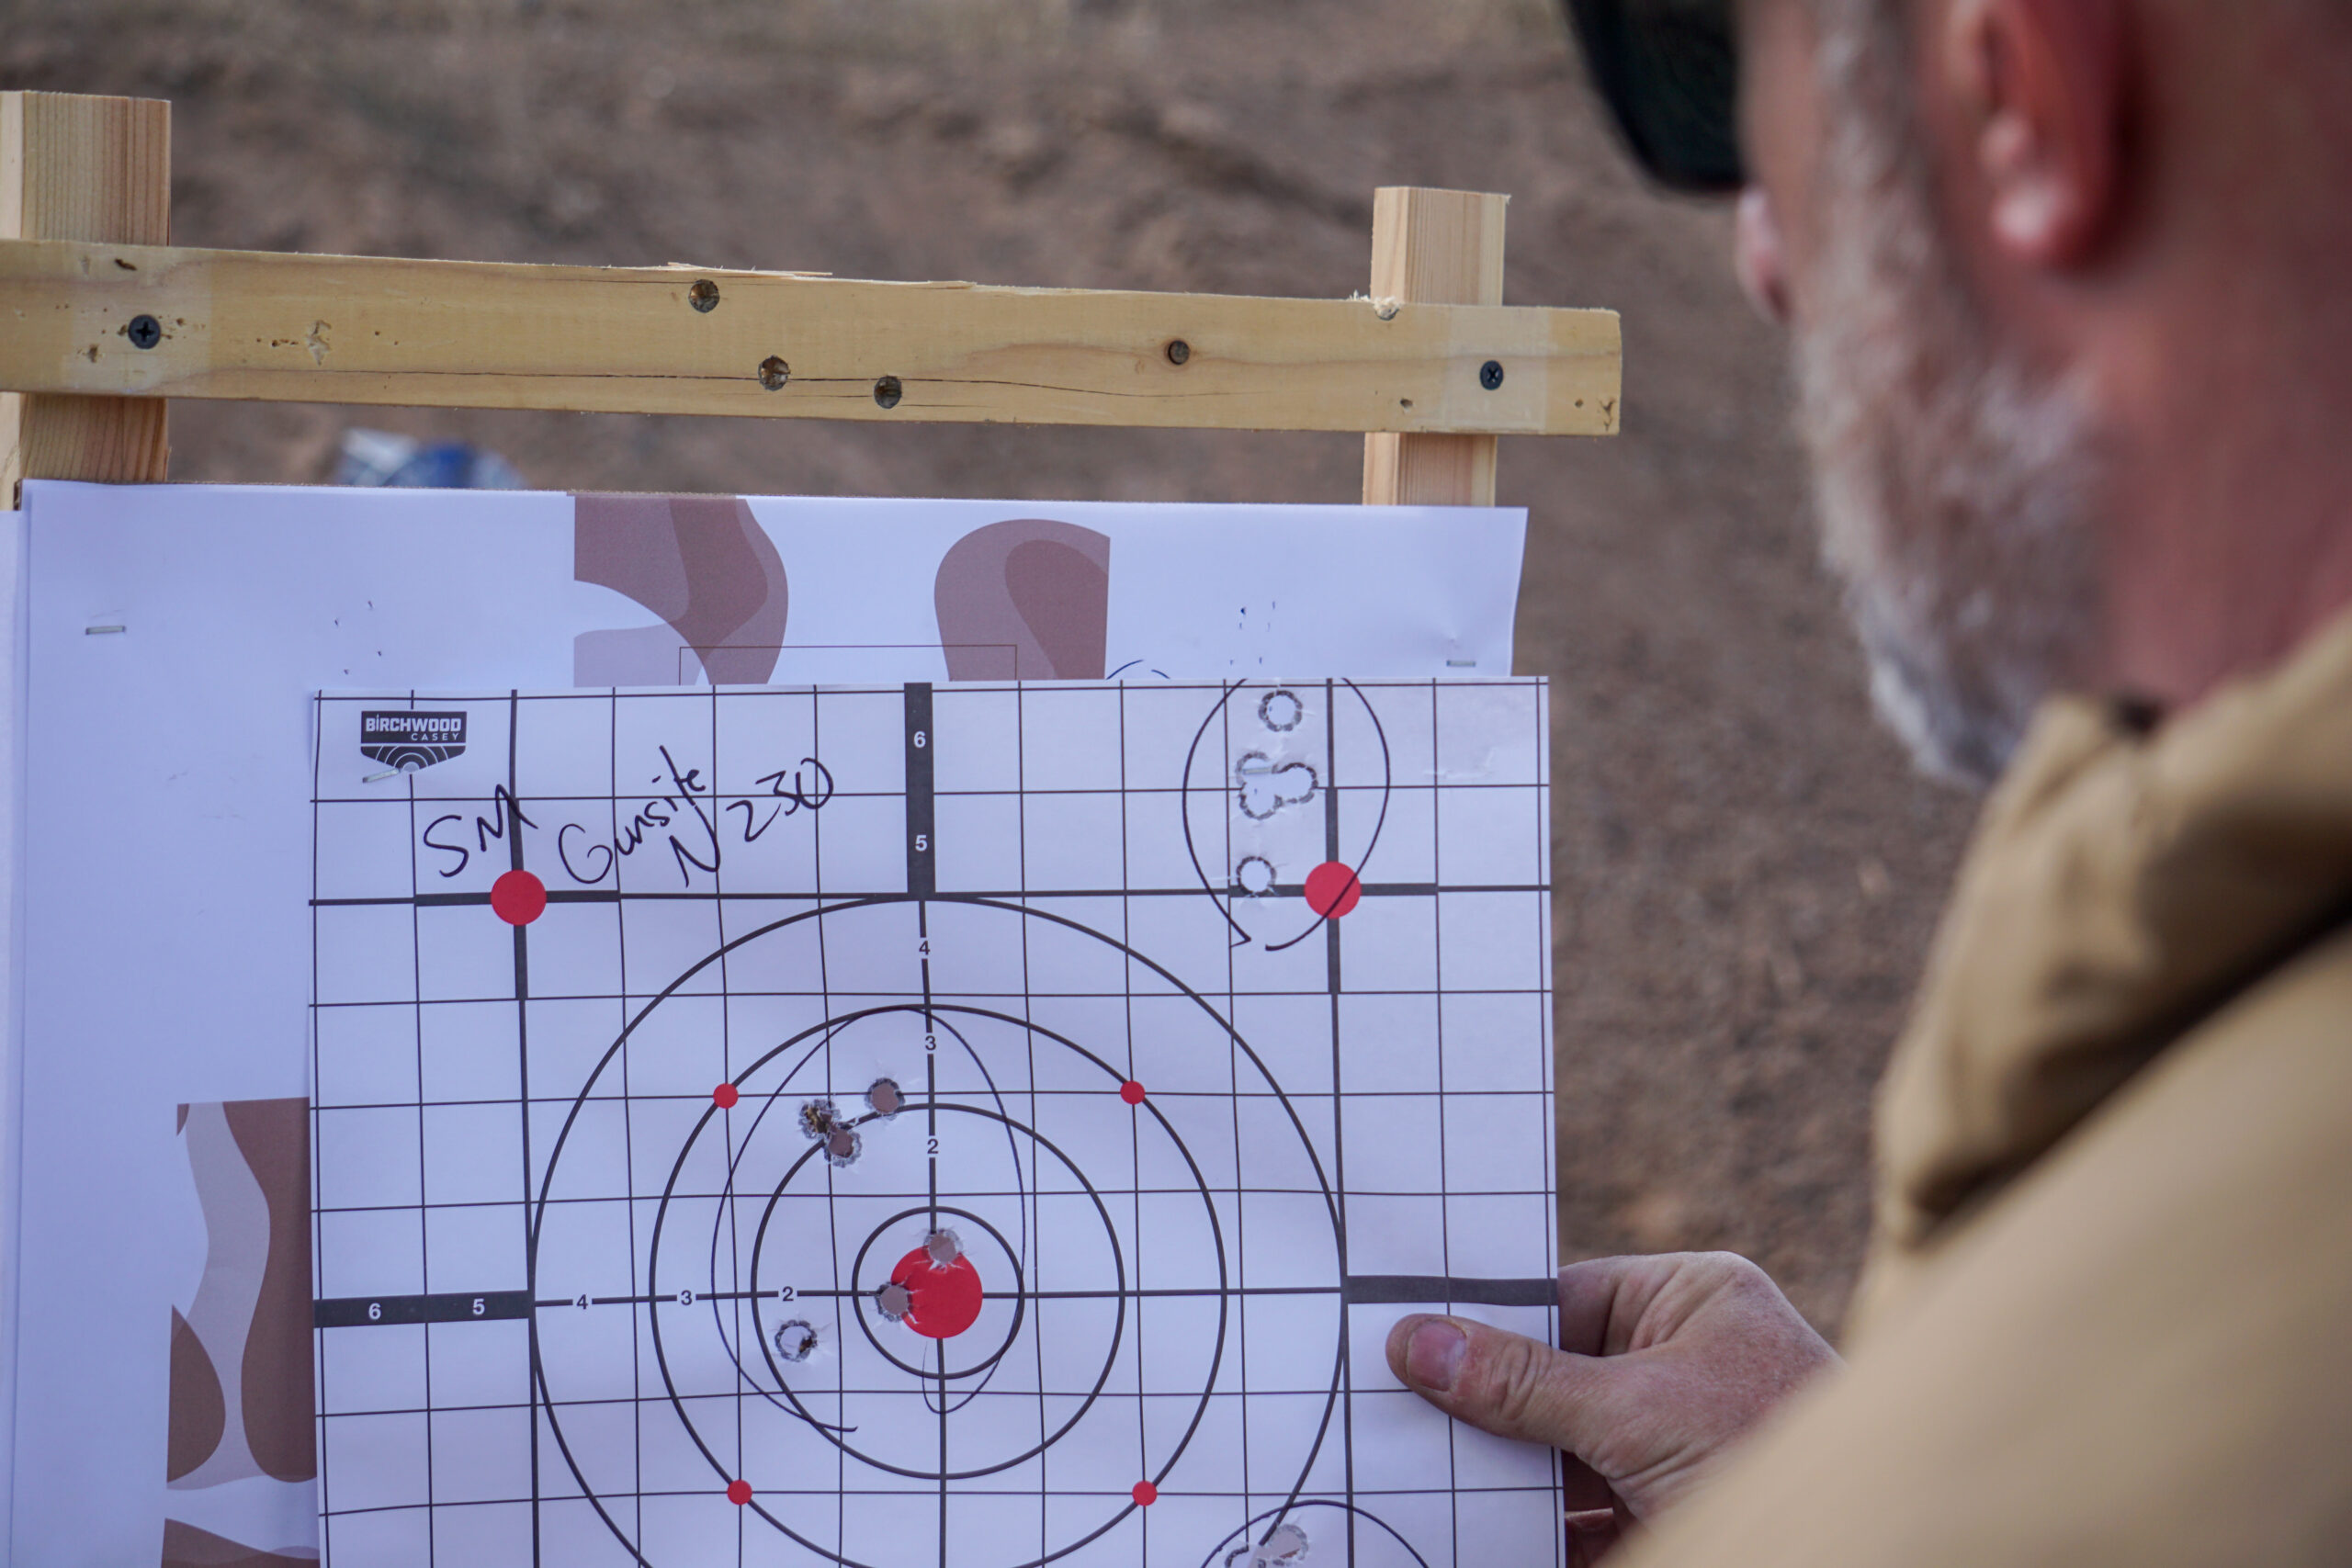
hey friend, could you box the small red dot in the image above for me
[727,1479,752,1506]
[713,1083,740,1111]
[1119,1080,1147,1106]
[1132,1480,1158,1506]
[490,869,547,926]
[1304,861,1363,919]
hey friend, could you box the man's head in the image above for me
[1575,1,2352,785]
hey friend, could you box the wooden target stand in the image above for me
[0,98,1620,1529]
[0,91,1619,507]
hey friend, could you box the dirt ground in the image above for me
[4,0,1976,1333]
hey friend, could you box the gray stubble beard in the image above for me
[1790,0,2104,788]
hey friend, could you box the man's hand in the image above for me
[1385,1253,1838,1560]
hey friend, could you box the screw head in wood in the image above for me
[1166,339,1191,366]
[874,375,904,410]
[128,314,163,350]
[688,278,720,312]
[1479,359,1505,390]
[758,355,790,390]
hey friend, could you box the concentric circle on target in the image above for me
[527,895,1346,1568]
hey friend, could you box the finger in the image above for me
[1555,1256,1664,1357]
[1563,1509,1625,1568]
[1555,1253,1726,1357]
[1385,1314,1617,1454]
[1559,1452,1617,1514]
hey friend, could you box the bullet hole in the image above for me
[688,278,720,312]
[1226,1521,1309,1567]
[773,1318,819,1363]
[1234,855,1276,897]
[875,1281,912,1322]
[924,1228,962,1268]
[1258,689,1304,732]
[1236,752,1317,821]
[824,1126,862,1167]
[866,1077,903,1118]
[799,1098,842,1140]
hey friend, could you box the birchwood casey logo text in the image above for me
[360,711,469,773]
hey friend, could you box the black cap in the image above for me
[1563,0,1745,194]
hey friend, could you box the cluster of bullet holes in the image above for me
[1227,1521,1310,1567]
[1235,685,1316,900]
[1236,753,1318,822]
[798,1097,863,1168]
[874,1228,964,1323]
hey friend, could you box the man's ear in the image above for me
[1942,0,2128,265]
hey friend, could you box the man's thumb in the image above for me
[1385,1313,1613,1452]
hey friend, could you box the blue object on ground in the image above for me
[333,427,527,489]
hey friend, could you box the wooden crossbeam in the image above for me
[0,237,1621,438]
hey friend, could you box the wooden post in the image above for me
[0,91,172,505]
[1362,187,1508,507]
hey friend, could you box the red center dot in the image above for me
[727,1479,752,1506]
[1132,1481,1158,1507]
[490,869,548,926]
[1119,1080,1147,1106]
[713,1083,740,1111]
[888,1247,985,1338]
[1304,861,1363,919]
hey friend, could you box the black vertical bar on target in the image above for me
[1325,678,1357,1565]
[906,683,936,897]
[506,691,544,1568]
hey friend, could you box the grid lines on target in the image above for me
[308,678,1562,1568]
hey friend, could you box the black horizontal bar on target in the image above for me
[1342,1275,1558,1307]
[314,1290,533,1327]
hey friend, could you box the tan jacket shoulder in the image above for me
[1619,923,2352,1566]
[1620,610,2352,1567]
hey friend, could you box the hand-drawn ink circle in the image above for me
[528,896,1345,1568]
[889,1247,985,1338]
[1183,682,1396,953]
[713,1083,740,1110]
[490,869,547,925]
[1304,862,1363,919]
